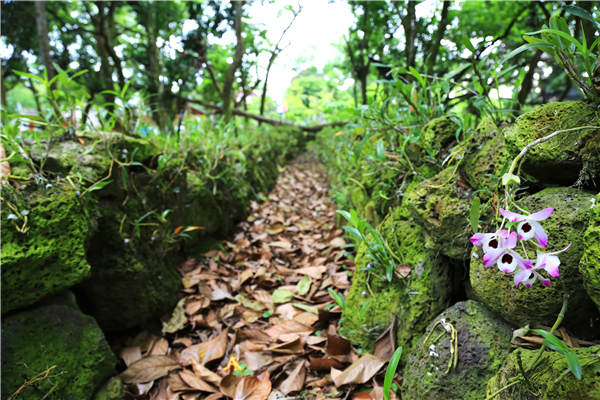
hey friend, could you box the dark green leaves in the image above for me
[532,329,582,380]
[470,197,480,234]
[383,346,403,400]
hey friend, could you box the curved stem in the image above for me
[526,278,569,372]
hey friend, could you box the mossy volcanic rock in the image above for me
[464,117,510,195]
[580,193,600,312]
[78,170,185,332]
[421,117,458,155]
[1,183,96,314]
[402,301,513,400]
[471,188,600,338]
[502,101,600,186]
[344,206,453,361]
[405,167,474,260]
[1,291,116,400]
[487,346,600,400]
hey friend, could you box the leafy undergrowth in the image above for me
[112,156,399,400]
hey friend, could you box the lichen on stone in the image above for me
[402,300,514,400]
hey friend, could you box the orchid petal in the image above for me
[543,255,561,277]
[522,274,537,289]
[499,208,526,222]
[512,251,532,269]
[514,268,533,288]
[548,242,572,256]
[483,248,504,268]
[497,230,509,239]
[470,232,493,246]
[497,251,518,273]
[535,271,551,287]
[528,208,554,221]
[505,232,518,249]
[517,221,535,241]
[531,221,548,247]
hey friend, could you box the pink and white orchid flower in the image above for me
[470,230,509,253]
[511,242,571,288]
[482,232,532,273]
[499,208,554,247]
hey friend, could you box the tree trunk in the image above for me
[147,2,167,133]
[517,49,543,107]
[402,1,418,68]
[34,1,55,87]
[221,1,244,124]
[426,1,449,73]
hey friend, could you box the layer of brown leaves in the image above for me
[115,158,391,400]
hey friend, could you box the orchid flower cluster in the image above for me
[470,207,571,289]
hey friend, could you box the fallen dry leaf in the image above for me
[332,354,386,387]
[121,346,143,367]
[180,330,229,366]
[233,370,272,400]
[179,369,219,393]
[121,355,180,384]
[279,361,306,395]
[163,298,188,334]
[244,351,274,371]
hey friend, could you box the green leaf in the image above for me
[8,114,48,122]
[470,197,480,234]
[462,36,476,53]
[272,289,293,304]
[336,210,352,221]
[501,172,521,186]
[563,5,600,29]
[525,28,584,54]
[88,180,113,192]
[565,351,582,380]
[292,303,318,314]
[384,347,403,400]
[262,309,274,318]
[328,288,346,311]
[409,66,426,88]
[532,329,569,354]
[501,42,555,65]
[296,276,312,296]
[136,209,157,223]
[14,70,44,83]
[444,63,470,80]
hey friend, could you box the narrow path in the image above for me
[115,157,387,400]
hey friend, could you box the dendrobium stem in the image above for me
[526,278,569,372]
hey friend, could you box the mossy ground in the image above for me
[487,346,600,400]
[402,301,514,400]
[471,188,600,339]
[1,183,96,314]
[1,291,116,400]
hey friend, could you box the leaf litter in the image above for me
[114,158,395,400]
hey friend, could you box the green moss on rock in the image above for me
[487,346,600,400]
[405,167,474,260]
[421,117,458,155]
[402,301,513,400]
[464,117,510,195]
[1,291,116,400]
[471,188,600,339]
[1,183,96,314]
[344,207,453,360]
[580,193,600,312]
[77,170,185,332]
[93,377,123,400]
[502,101,600,186]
